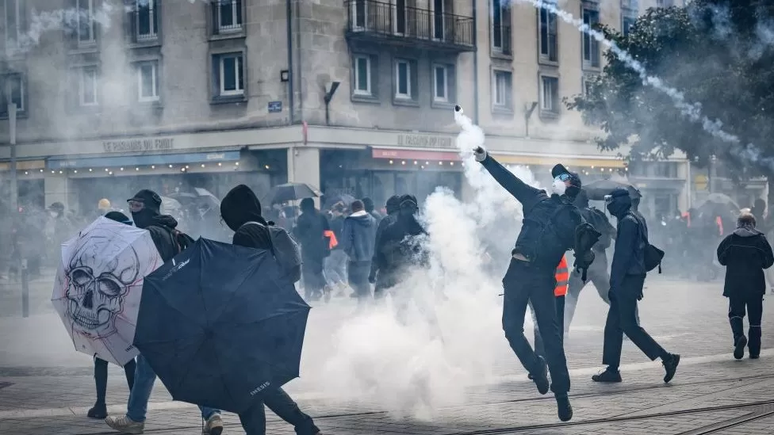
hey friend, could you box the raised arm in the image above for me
[475,148,545,211]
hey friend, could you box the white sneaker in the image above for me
[202,413,224,435]
[105,415,145,434]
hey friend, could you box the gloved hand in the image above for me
[368,273,376,284]
[473,146,487,162]
[637,291,644,301]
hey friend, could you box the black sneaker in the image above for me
[591,368,622,383]
[733,336,747,360]
[529,356,550,395]
[662,353,680,383]
[750,353,760,359]
[87,403,107,419]
[556,394,573,422]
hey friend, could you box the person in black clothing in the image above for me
[86,211,137,420]
[372,195,427,294]
[220,185,323,435]
[294,198,331,302]
[362,197,383,222]
[717,212,774,360]
[564,189,617,333]
[473,143,592,422]
[593,188,680,384]
[369,195,401,297]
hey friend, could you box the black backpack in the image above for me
[631,212,664,273]
[165,227,195,255]
[586,207,613,250]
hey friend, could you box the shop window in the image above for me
[0,72,25,118]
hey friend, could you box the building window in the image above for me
[79,67,99,106]
[135,0,158,42]
[540,76,559,115]
[582,75,595,97]
[622,15,635,36]
[352,0,367,31]
[77,0,96,44]
[0,73,24,116]
[395,0,406,35]
[214,53,244,98]
[433,0,445,40]
[657,0,674,6]
[395,60,411,99]
[433,65,448,102]
[353,55,372,96]
[582,5,600,69]
[491,0,511,54]
[3,0,20,48]
[539,0,558,62]
[137,61,159,102]
[621,0,637,36]
[492,70,512,110]
[217,0,242,33]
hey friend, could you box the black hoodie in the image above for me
[717,226,774,297]
[144,215,184,263]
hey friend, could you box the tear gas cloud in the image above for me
[300,109,542,418]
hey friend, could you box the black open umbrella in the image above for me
[264,183,321,204]
[134,238,310,414]
[584,179,642,201]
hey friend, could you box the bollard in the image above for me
[21,258,29,318]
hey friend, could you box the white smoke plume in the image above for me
[308,109,542,419]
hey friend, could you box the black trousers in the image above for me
[602,275,668,368]
[534,296,565,359]
[238,387,319,435]
[728,294,763,355]
[93,357,136,405]
[502,259,570,394]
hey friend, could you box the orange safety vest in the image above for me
[554,255,569,297]
[324,230,338,249]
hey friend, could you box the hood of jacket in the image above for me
[347,210,375,227]
[606,189,632,218]
[220,185,266,232]
[734,227,763,238]
[148,214,179,230]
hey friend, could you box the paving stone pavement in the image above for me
[2,277,774,434]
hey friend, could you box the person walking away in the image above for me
[474,143,599,422]
[534,255,569,359]
[341,200,377,307]
[370,195,401,297]
[564,189,617,333]
[86,211,138,420]
[105,190,223,435]
[294,198,330,302]
[717,213,773,360]
[362,197,383,223]
[325,203,349,295]
[592,188,680,384]
[219,185,323,435]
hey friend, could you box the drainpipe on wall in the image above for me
[286,0,294,125]
[472,0,479,124]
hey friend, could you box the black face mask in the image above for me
[606,199,631,218]
[131,209,156,229]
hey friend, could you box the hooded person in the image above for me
[473,143,598,422]
[293,198,331,301]
[374,195,427,290]
[362,197,382,222]
[341,200,377,305]
[592,188,680,385]
[369,195,402,289]
[564,188,618,333]
[87,211,137,420]
[107,192,223,435]
[717,213,774,360]
[219,185,322,435]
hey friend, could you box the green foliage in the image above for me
[566,0,774,178]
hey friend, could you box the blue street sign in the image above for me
[268,101,283,113]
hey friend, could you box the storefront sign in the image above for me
[396,134,454,149]
[102,137,176,153]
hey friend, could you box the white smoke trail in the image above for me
[309,109,543,419]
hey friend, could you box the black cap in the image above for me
[104,211,132,225]
[399,194,418,210]
[610,187,630,198]
[127,189,162,212]
[551,164,571,179]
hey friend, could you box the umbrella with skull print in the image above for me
[51,217,164,366]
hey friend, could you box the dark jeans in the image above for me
[534,296,565,359]
[728,294,763,355]
[565,252,610,332]
[348,261,372,304]
[238,387,319,435]
[94,357,136,406]
[603,275,668,368]
[502,259,570,394]
[302,256,326,301]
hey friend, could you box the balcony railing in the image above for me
[345,0,475,50]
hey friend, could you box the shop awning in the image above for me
[0,160,46,171]
[372,147,460,161]
[47,151,241,170]
[491,154,626,168]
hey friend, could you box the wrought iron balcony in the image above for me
[345,0,475,52]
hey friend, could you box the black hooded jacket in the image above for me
[479,154,582,270]
[294,201,330,261]
[607,190,647,291]
[144,215,184,263]
[718,227,774,298]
